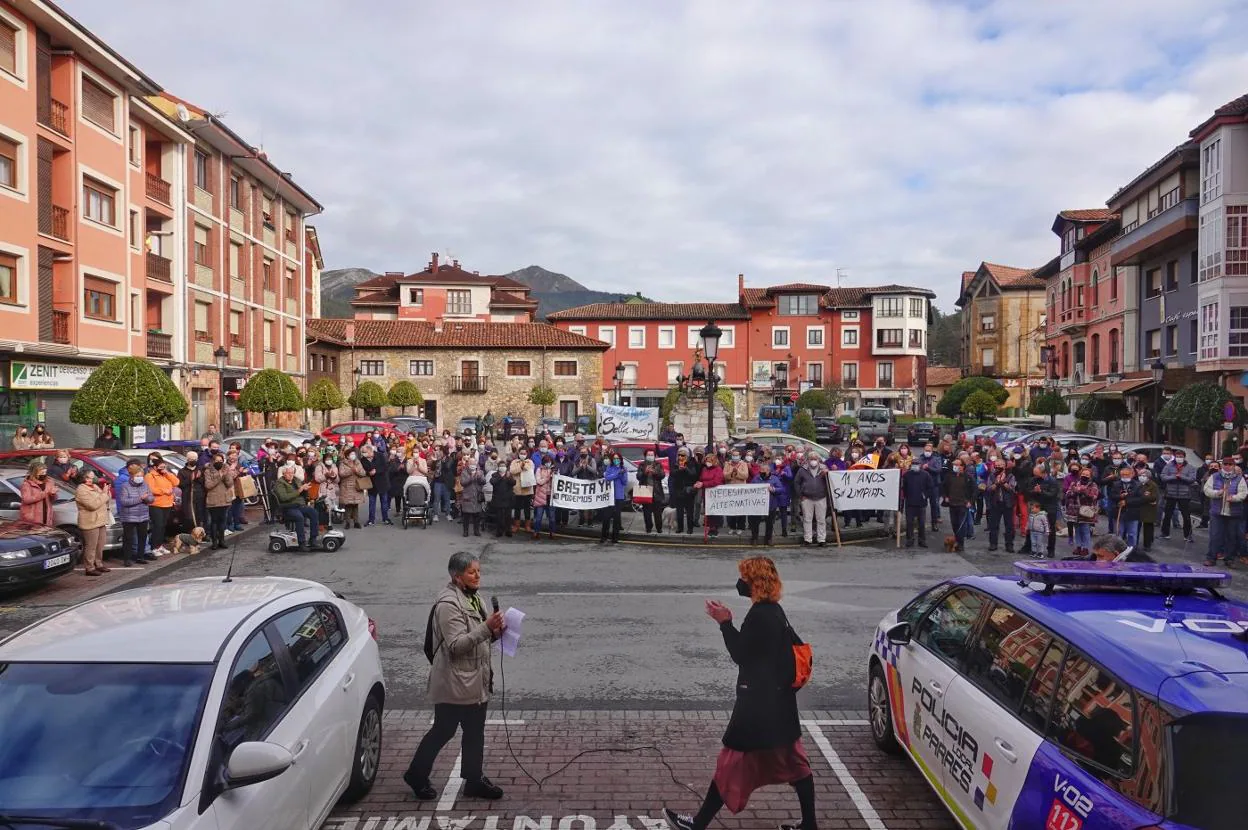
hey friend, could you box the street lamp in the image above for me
[351,366,362,419]
[1151,358,1165,442]
[612,362,624,406]
[213,346,228,436]
[700,321,722,451]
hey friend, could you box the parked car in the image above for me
[0,518,80,590]
[737,432,831,460]
[1095,442,1203,465]
[322,421,401,448]
[1000,431,1104,456]
[0,575,385,827]
[0,449,132,486]
[905,421,940,445]
[0,467,123,552]
[499,415,529,438]
[856,406,894,442]
[455,416,479,436]
[228,429,319,455]
[813,416,843,445]
[389,416,433,435]
[608,441,675,474]
[536,417,565,438]
[574,414,592,434]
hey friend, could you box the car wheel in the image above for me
[342,694,382,802]
[868,663,900,754]
[268,539,285,553]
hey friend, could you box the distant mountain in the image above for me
[316,264,654,320]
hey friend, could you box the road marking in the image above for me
[805,722,887,830]
[426,718,526,725]
[800,719,869,726]
[437,752,462,812]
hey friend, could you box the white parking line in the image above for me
[437,752,462,812]
[800,719,869,726]
[426,718,526,725]
[805,723,888,830]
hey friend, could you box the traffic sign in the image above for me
[789,393,798,402]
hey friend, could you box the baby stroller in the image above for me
[402,477,432,529]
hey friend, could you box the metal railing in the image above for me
[146,331,172,359]
[146,252,172,282]
[47,99,69,135]
[51,205,69,240]
[451,375,488,393]
[146,172,172,204]
[51,310,70,344]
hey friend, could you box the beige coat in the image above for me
[510,458,535,496]
[75,483,112,531]
[203,465,237,508]
[427,582,494,705]
[337,458,367,506]
[724,460,750,485]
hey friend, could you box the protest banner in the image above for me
[704,483,772,516]
[827,468,900,513]
[595,403,659,441]
[550,475,614,510]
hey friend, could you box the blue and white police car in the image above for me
[867,560,1246,830]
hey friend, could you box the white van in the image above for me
[856,406,894,441]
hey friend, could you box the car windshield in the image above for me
[1170,713,1248,828]
[859,409,889,423]
[0,662,212,829]
[3,475,75,503]
[84,454,129,477]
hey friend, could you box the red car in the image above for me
[321,420,403,448]
[0,449,132,484]
[606,441,674,474]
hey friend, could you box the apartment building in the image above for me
[955,262,1047,411]
[348,254,539,323]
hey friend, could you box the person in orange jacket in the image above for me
[145,456,181,555]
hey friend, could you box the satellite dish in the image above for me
[175,103,191,123]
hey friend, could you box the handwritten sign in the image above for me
[704,483,771,516]
[550,475,614,510]
[828,468,900,512]
[596,404,659,440]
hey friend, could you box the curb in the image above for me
[551,523,896,548]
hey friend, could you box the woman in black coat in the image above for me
[665,556,817,830]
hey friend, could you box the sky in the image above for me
[63,0,1248,311]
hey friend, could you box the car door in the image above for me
[899,587,989,807]
[941,600,1053,828]
[209,626,310,830]
[269,603,353,825]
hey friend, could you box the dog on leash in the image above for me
[170,527,207,555]
[943,535,958,552]
[661,506,678,533]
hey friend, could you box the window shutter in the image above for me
[36,138,52,234]
[37,247,52,340]
[0,19,17,75]
[194,225,208,245]
[230,310,241,335]
[81,77,115,132]
[194,302,209,332]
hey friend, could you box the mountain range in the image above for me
[318,265,652,320]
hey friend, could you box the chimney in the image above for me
[430,252,439,272]
[452,259,460,268]
[738,273,744,296]
[344,321,355,344]
[433,319,443,334]
[384,271,404,277]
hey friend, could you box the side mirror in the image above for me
[224,741,294,789]
[886,621,912,646]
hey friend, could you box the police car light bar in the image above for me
[1014,560,1232,591]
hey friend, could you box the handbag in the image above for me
[632,484,654,504]
[520,467,537,489]
[357,474,372,491]
[235,474,258,500]
[780,608,813,690]
[1078,504,1097,520]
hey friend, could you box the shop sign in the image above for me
[10,361,95,391]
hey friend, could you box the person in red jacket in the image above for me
[695,455,725,537]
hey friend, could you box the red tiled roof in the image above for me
[823,284,937,307]
[763,282,832,293]
[982,262,1046,289]
[961,271,976,292]
[926,366,962,388]
[1057,208,1115,222]
[546,302,751,321]
[490,290,539,308]
[741,288,773,308]
[355,265,528,293]
[306,319,608,350]
[1191,93,1248,138]
[349,290,396,306]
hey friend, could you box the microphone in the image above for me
[491,595,500,614]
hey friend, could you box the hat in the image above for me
[678,447,690,455]
[1223,456,1236,464]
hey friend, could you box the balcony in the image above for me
[451,375,488,393]
[1057,306,1087,334]
[1111,196,1199,266]
[51,310,70,345]
[44,99,69,136]
[877,378,894,389]
[146,331,172,360]
[50,205,69,241]
[145,173,171,205]
[146,252,172,282]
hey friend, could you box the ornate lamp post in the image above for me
[700,321,722,451]
[351,366,362,419]
[1151,358,1165,442]
[612,362,624,406]
[213,346,229,435]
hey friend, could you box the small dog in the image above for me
[943,535,958,553]
[170,527,207,555]
[662,506,678,533]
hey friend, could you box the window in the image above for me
[129,292,141,332]
[914,588,986,665]
[963,602,1054,712]
[807,327,824,347]
[82,180,115,226]
[841,310,859,321]
[506,360,531,377]
[272,606,345,689]
[409,359,433,376]
[876,362,893,388]
[568,325,586,336]
[876,328,902,348]
[980,314,995,332]
[229,242,242,279]
[83,276,115,321]
[1146,328,1160,359]
[1049,651,1135,778]
[772,327,789,347]
[628,326,645,348]
[842,327,858,346]
[194,150,209,191]
[1091,333,1101,375]
[1144,268,1161,298]
[779,294,819,316]
[808,363,823,386]
[1199,207,1224,281]
[81,76,116,133]
[908,329,923,348]
[261,194,274,227]
[408,287,423,305]
[877,297,903,317]
[128,210,140,249]
[1110,267,1119,300]
[1018,640,1066,733]
[1165,260,1178,292]
[262,260,273,291]
[447,289,472,315]
[0,252,17,304]
[127,126,141,165]
[1090,270,1099,307]
[981,347,995,367]
[622,363,639,385]
[229,310,243,346]
[1166,324,1179,357]
[657,326,675,348]
[1229,205,1248,277]
[667,362,683,383]
[285,325,296,355]
[284,268,296,297]
[842,362,858,386]
[1200,301,1220,360]
[0,135,16,189]
[262,320,273,353]
[229,176,241,209]
[598,326,616,347]
[220,630,289,746]
[0,17,16,76]
[359,360,384,376]
[193,225,210,266]
[909,297,925,317]
[553,360,577,377]
[1190,319,1198,354]
[1202,137,1222,204]
[193,301,210,341]
[1228,307,1248,358]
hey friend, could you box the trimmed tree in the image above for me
[716,387,736,431]
[237,368,305,428]
[961,390,999,424]
[306,378,346,429]
[795,389,832,412]
[937,376,1008,418]
[1028,391,1069,429]
[791,409,817,442]
[660,386,682,424]
[1075,396,1130,436]
[528,383,557,417]
[70,356,189,429]
[387,380,424,414]
[1158,382,1248,432]
[348,380,387,418]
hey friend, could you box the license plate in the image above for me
[43,554,71,570]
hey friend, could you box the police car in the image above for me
[867,560,1246,830]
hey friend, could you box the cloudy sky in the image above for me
[65,0,1248,311]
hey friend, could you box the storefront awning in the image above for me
[1095,377,1156,397]
[1071,382,1106,397]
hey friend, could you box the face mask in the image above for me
[131,475,143,484]
[808,460,820,469]
[645,454,655,461]
[760,470,770,478]
[705,462,714,468]
[1161,454,1173,463]
[214,461,224,469]
[735,578,751,598]
[923,450,932,457]
[745,455,754,463]
[850,452,860,459]
[37,471,47,479]
[1207,458,1216,465]
[953,466,963,473]
[1112,457,1122,464]
[612,458,621,466]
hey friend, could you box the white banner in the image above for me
[596,403,660,441]
[828,468,900,512]
[704,483,772,516]
[550,475,614,510]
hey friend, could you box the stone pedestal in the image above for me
[672,394,730,445]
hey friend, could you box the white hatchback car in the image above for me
[0,576,385,830]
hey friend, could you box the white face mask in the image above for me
[808,460,820,469]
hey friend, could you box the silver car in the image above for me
[0,468,123,551]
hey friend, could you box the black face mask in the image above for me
[213,462,224,469]
[735,578,751,598]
